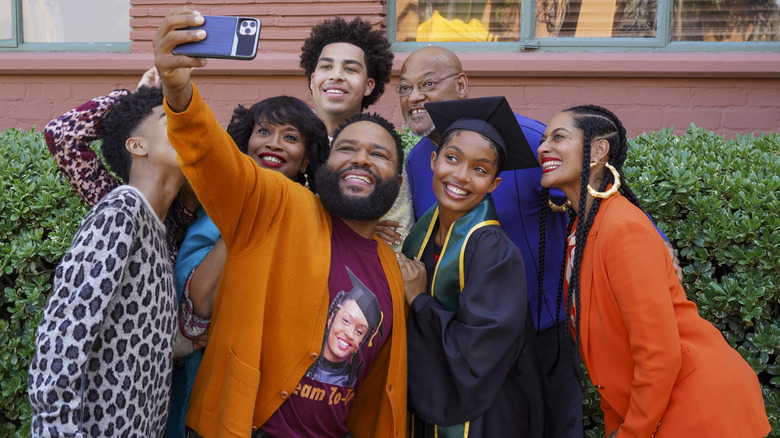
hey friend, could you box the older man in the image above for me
[398,46,581,438]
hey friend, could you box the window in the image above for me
[1,0,129,50]
[390,0,780,50]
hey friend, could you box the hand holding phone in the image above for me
[173,16,261,60]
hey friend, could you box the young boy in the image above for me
[28,86,185,436]
[396,97,545,437]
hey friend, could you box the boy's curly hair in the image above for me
[97,86,164,183]
[300,17,393,110]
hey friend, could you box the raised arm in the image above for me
[44,91,126,206]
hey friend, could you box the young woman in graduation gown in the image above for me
[397,97,545,438]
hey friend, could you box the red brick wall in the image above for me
[128,0,386,53]
[0,1,779,139]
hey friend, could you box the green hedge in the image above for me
[0,128,89,437]
[1,126,778,437]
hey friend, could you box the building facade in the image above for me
[1,0,779,139]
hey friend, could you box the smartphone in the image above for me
[173,16,261,60]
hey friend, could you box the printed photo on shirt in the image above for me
[305,266,384,387]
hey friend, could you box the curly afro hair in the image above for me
[332,112,404,175]
[97,86,164,183]
[300,17,394,110]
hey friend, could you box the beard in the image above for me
[315,164,401,222]
[405,114,435,137]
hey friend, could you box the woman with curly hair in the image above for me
[537,105,770,438]
[170,95,330,438]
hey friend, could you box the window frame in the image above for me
[0,0,130,51]
[387,0,780,52]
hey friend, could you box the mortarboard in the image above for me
[344,267,384,345]
[424,96,539,171]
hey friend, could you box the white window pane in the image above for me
[22,0,129,43]
[0,0,12,40]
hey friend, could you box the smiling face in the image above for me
[537,111,586,201]
[431,130,501,221]
[315,120,401,222]
[399,48,466,137]
[323,298,369,362]
[327,120,398,197]
[246,121,309,180]
[310,42,375,121]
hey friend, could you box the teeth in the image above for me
[543,160,562,170]
[262,155,284,165]
[446,184,468,196]
[326,89,345,95]
[344,175,371,184]
[338,339,350,349]
[411,108,426,115]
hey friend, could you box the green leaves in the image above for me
[618,123,780,435]
[0,128,87,435]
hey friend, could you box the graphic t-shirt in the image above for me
[261,216,393,437]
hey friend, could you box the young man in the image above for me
[153,8,407,437]
[28,86,185,436]
[299,16,394,137]
[300,15,413,252]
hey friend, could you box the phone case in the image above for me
[173,16,260,60]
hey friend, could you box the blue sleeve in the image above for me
[173,209,221,300]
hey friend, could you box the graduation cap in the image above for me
[424,96,539,171]
[344,267,384,346]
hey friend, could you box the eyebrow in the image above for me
[318,56,365,68]
[445,144,496,166]
[398,71,438,82]
[336,138,392,153]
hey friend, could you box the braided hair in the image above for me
[539,105,645,386]
[304,290,379,386]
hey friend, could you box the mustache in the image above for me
[338,165,378,181]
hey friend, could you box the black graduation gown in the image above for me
[406,225,545,438]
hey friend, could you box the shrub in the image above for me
[0,128,88,437]
[1,125,777,436]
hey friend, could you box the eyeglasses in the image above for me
[394,72,461,96]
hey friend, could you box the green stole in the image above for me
[402,196,499,438]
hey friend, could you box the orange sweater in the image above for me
[575,194,769,437]
[165,85,407,438]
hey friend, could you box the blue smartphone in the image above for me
[173,16,260,60]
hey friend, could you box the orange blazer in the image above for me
[574,195,769,438]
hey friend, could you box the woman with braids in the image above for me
[537,105,770,438]
[305,267,384,387]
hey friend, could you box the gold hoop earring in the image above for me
[587,162,621,199]
[547,199,571,213]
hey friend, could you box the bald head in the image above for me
[398,46,468,137]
